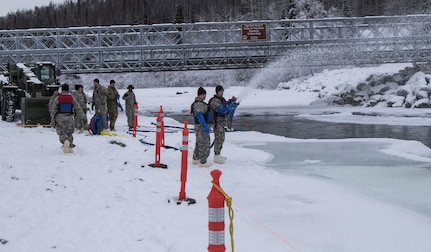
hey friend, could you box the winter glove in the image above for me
[217,105,231,115]
[196,112,210,134]
[203,124,210,134]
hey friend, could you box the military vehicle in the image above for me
[0,62,61,125]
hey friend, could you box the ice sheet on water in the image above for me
[243,141,431,218]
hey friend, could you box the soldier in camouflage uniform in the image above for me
[50,84,85,153]
[48,88,59,115]
[92,78,108,130]
[73,84,88,133]
[209,85,238,164]
[192,87,212,168]
[106,79,119,131]
[122,84,136,129]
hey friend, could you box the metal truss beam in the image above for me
[1,15,431,73]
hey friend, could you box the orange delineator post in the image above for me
[132,102,139,138]
[154,114,162,167]
[207,169,226,252]
[148,112,168,169]
[178,121,189,201]
[159,105,165,147]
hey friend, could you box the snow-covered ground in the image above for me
[2,63,431,252]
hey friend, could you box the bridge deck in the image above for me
[1,15,431,73]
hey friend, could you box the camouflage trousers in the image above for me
[213,121,225,155]
[126,109,135,128]
[193,124,211,164]
[95,105,108,129]
[107,106,118,130]
[55,113,75,144]
[74,111,88,130]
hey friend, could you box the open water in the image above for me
[168,114,431,148]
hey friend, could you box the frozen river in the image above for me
[168,112,431,219]
[244,141,431,219]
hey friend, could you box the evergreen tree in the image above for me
[0,0,426,30]
[286,0,297,19]
[343,0,352,17]
[175,4,184,23]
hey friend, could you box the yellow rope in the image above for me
[212,181,235,252]
[100,130,125,137]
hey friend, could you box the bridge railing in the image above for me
[1,15,431,73]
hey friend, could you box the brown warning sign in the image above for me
[241,24,267,41]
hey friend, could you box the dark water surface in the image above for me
[168,114,431,148]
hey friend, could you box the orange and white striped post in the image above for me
[149,112,167,168]
[178,121,189,201]
[207,169,226,252]
[132,102,139,138]
[176,120,196,204]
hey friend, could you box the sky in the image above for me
[2,63,431,251]
[0,0,65,17]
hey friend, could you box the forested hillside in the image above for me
[0,0,429,30]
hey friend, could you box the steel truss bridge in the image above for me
[1,15,431,74]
